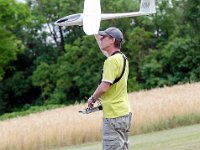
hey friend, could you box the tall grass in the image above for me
[130,82,200,134]
[0,82,200,150]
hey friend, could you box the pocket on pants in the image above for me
[126,112,132,131]
[103,119,120,145]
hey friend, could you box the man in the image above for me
[88,27,132,150]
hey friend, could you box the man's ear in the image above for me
[111,38,116,44]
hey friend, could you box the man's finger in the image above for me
[88,102,93,108]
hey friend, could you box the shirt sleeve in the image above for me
[102,58,118,84]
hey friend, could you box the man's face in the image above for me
[100,35,114,50]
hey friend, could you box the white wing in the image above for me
[101,0,156,21]
[83,0,101,35]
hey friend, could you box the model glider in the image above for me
[79,105,103,114]
[55,0,156,35]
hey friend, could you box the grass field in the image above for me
[56,124,200,150]
[0,82,200,150]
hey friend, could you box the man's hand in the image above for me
[87,96,96,108]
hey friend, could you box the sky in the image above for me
[16,0,26,3]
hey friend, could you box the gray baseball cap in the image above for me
[99,27,124,42]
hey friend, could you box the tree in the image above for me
[0,0,32,113]
[181,0,200,38]
[140,37,200,88]
[32,36,105,104]
[0,0,31,80]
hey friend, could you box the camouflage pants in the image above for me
[102,113,132,150]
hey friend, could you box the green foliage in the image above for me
[32,62,55,100]
[0,0,31,28]
[55,36,104,103]
[0,0,30,80]
[182,0,200,37]
[32,36,104,104]
[141,37,200,88]
[0,29,22,80]
[125,27,155,90]
[0,0,31,80]
[0,71,38,114]
[0,0,33,114]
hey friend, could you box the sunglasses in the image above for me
[100,35,112,40]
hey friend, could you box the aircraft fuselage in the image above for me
[55,13,83,26]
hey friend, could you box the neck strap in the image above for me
[111,51,121,56]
